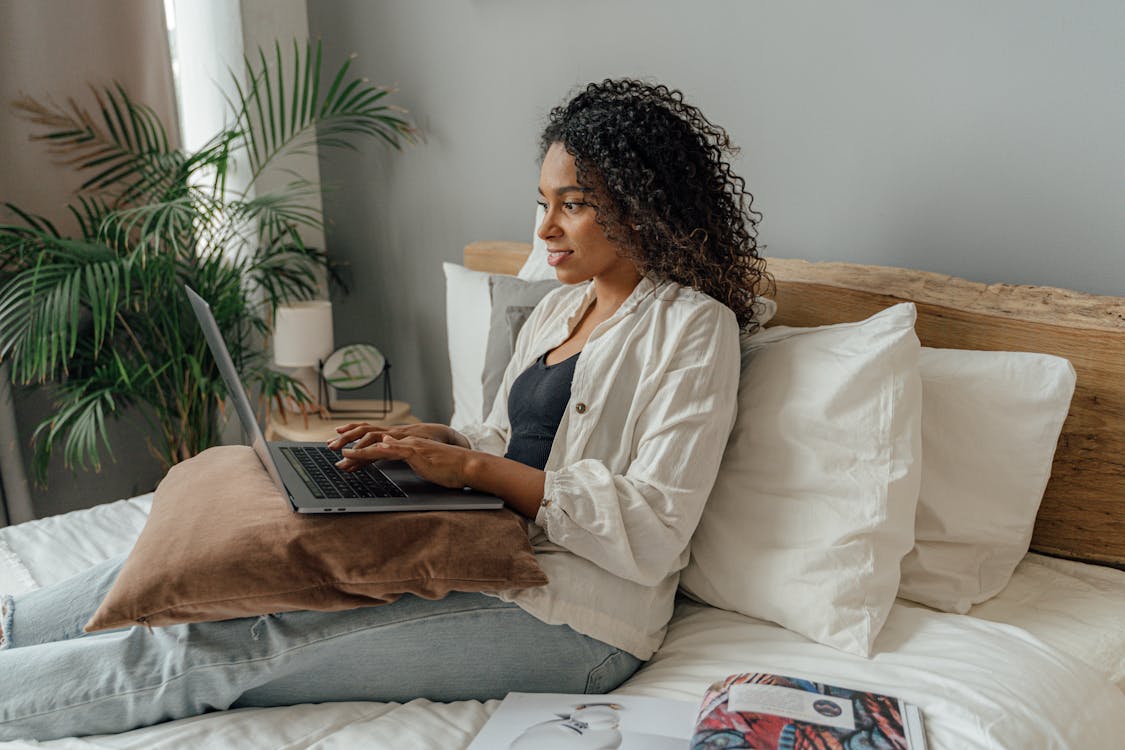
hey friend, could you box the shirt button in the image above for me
[575,402,588,414]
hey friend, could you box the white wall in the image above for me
[306,0,1125,422]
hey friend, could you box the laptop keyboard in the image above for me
[281,446,407,499]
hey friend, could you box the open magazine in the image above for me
[691,672,928,749]
[466,692,697,749]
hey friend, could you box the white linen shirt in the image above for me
[459,276,740,659]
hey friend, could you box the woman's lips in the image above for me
[547,250,573,267]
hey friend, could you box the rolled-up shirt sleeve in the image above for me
[535,303,740,587]
[458,421,508,457]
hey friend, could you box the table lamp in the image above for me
[272,301,334,412]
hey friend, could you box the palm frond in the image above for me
[0,233,130,382]
[12,85,180,203]
[111,192,217,258]
[230,39,416,184]
[1,203,61,238]
[232,181,327,235]
[67,195,115,241]
[30,378,121,483]
[181,129,239,198]
[245,235,325,305]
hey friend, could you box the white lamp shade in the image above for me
[273,301,334,367]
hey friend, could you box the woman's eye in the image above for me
[539,200,588,214]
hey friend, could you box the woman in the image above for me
[0,78,767,740]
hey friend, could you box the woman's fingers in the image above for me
[336,438,403,471]
[328,423,457,461]
[330,424,450,451]
[335,444,383,470]
[353,432,382,449]
[346,435,409,458]
[328,422,466,450]
[327,426,359,449]
[327,423,384,450]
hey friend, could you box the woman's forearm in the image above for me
[462,452,545,520]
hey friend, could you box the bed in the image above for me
[1,243,1123,749]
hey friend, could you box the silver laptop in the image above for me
[185,286,504,514]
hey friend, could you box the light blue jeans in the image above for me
[0,555,643,741]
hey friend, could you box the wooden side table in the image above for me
[265,400,420,441]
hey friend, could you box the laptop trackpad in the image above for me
[375,460,490,497]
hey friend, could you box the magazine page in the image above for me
[691,672,927,750]
[467,692,697,749]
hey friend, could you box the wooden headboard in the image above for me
[463,241,1125,567]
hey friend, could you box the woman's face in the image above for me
[537,143,639,288]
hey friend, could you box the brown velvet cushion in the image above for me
[85,445,547,632]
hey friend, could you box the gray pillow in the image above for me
[505,306,537,352]
[481,275,560,417]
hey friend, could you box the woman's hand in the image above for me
[340,435,471,489]
[328,422,470,472]
[327,421,470,467]
[328,421,548,517]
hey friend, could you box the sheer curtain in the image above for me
[0,0,178,524]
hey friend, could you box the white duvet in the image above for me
[2,495,1124,749]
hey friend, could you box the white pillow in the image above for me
[443,262,493,429]
[898,348,1076,613]
[516,204,556,281]
[680,303,923,657]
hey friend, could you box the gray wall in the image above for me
[307,0,1125,423]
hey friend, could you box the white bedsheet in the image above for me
[968,552,1125,690]
[2,497,1124,749]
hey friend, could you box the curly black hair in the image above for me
[540,78,770,329]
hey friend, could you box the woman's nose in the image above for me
[537,207,560,241]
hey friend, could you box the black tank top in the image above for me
[503,350,580,470]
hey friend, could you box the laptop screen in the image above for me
[184,286,288,494]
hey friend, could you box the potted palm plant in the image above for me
[0,40,414,482]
